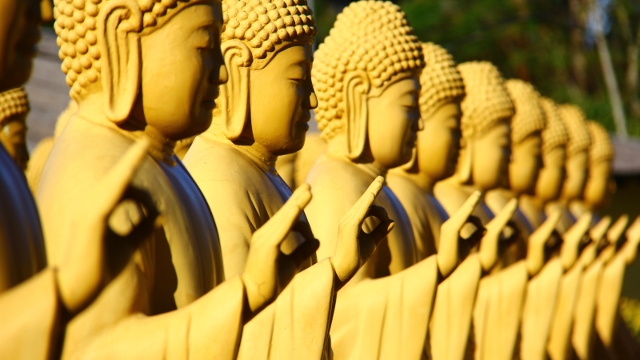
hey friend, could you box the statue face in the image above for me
[561,150,588,201]
[248,44,316,156]
[367,76,421,169]
[535,146,566,202]
[0,0,40,91]
[136,4,226,140]
[0,115,28,170]
[584,160,613,208]
[509,132,542,195]
[417,101,461,181]
[471,120,511,191]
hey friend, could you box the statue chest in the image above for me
[129,158,224,310]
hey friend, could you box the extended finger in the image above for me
[260,185,312,247]
[530,210,562,246]
[461,215,485,247]
[564,212,593,245]
[96,138,150,217]
[347,176,385,224]
[487,198,518,232]
[589,216,611,242]
[607,215,629,247]
[626,216,640,242]
[449,191,482,228]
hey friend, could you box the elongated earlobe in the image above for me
[98,0,143,124]
[219,40,252,141]
[343,71,370,160]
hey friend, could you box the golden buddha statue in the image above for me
[520,97,570,229]
[37,0,318,357]
[387,42,466,260]
[485,79,547,242]
[0,2,158,358]
[0,87,30,171]
[183,1,393,358]
[550,104,592,233]
[308,3,491,358]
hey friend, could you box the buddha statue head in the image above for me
[208,0,317,157]
[503,79,545,196]
[535,97,569,203]
[0,87,29,170]
[557,104,591,202]
[53,0,227,143]
[0,0,42,91]
[455,61,513,192]
[400,42,465,183]
[312,0,424,170]
[583,120,614,209]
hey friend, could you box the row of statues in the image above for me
[1,0,639,359]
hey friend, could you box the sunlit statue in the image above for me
[387,42,466,260]
[37,0,318,358]
[0,88,30,171]
[485,79,547,241]
[0,1,155,359]
[520,98,570,228]
[308,3,490,358]
[182,1,393,358]
[550,104,592,233]
[383,43,484,360]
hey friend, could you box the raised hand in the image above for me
[330,176,395,287]
[479,198,518,272]
[56,138,151,314]
[437,191,482,277]
[623,216,640,264]
[560,212,593,270]
[590,216,611,245]
[242,184,319,315]
[526,210,562,276]
[607,215,629,249]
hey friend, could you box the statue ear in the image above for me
[97,1,143,124]
[219,40,252,141]
[458,138,473,183]
[343,71,370,160]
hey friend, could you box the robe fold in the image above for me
[185,136,337,360]
[520,258,563,360]
[473,261,529,360]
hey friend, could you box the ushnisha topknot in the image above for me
[539,97,569,154]
[419,42,465,118]
[54,0,213,100]
[586,121,614,165]
[0,88,29,126]
[222,0,317,62]
[504,79,546,144]
[312,0,424,140]
[557,104,591,156]
[457,61,514,140]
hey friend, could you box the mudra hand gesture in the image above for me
[56,138,152,314]
[330,176,396,287]
[479,198,519,272]
[437,191,484,277]
[241,184,320,316]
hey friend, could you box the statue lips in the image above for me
[201,89,220,110]
[296,112,311,132]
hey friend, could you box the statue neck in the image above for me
[396,170,436,194]
[76,95,176,165]
[203,120,278,174]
